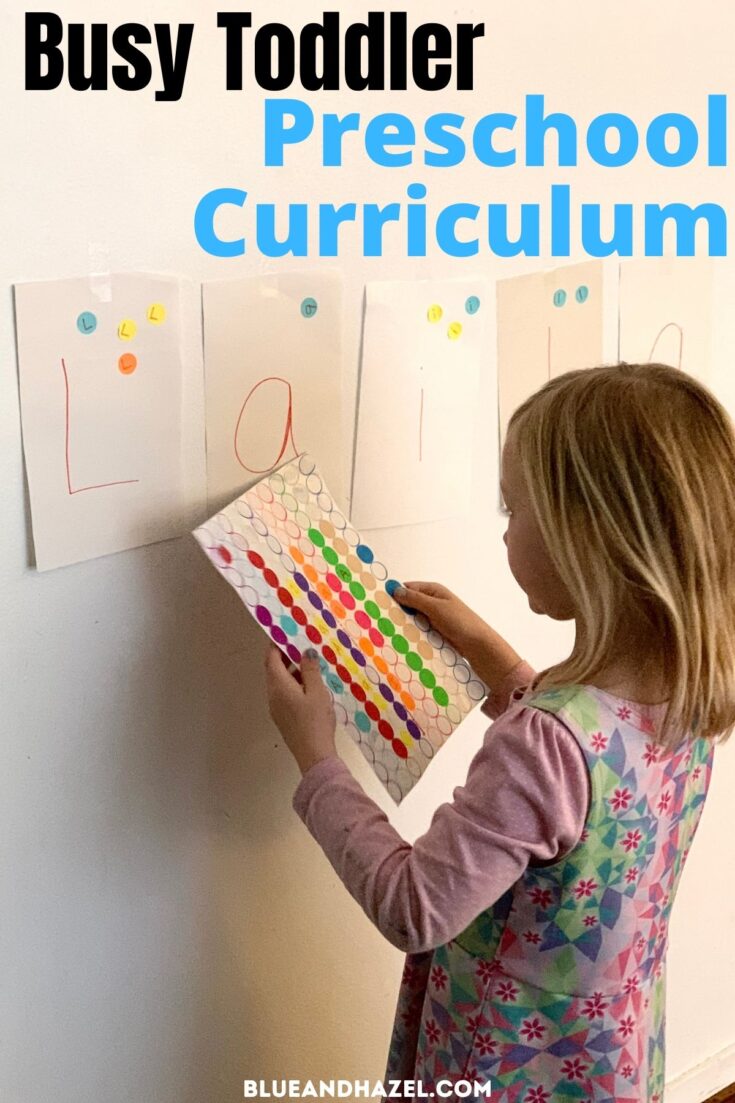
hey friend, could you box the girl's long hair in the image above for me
[508,362,735,746]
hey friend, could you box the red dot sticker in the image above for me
[292,606,308,626]
[247,551,265,570]
[369,628,385,648]
[392,738,408,759]
[355,611,371,630]
[339,591,356,611]
[306,625,322,645]
[277,587,293,608]
[218,546,232,565]
[378,719,394,740]
[326,573,341,593]
[336,664,351,684]
[322,645,337,665]
[365,702,380,723]
[262,568,279,588]
[351,684,367,703]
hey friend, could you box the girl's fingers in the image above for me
[394,583,441,609]
[265,644,299,699]
[300,649,327,696]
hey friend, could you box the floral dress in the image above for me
[385,683,714,1101]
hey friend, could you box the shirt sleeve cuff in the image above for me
[482,659,538,720]
[292,754,350,819]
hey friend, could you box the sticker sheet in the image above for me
[351,277,489,530]
[14,273,195,571]
[193,454,487,803]
[203,271,344,510]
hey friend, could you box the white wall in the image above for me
[1,1,733,1100]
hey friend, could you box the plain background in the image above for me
[1,2,734,1100]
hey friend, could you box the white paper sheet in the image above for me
[619,259,713,383]
[15,274,194,571]
[351,277,489,530]
[497,261,605,455]
[193,454,488,804]
[203,272,344,511]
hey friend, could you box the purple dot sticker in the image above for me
[407,719,422,741]
[337,629,351,649]
[351,648,367,668]
[286,645,301,664]
[379,683,394,704]
[308,592,323,611]
[393,701,408,722]
[293,572,309,592]
[322,609,337,630]
[255,605,273,627]
[270,626,288,646]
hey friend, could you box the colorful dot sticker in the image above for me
[77,311,97,335]
[301,297,318,319]
[147,303,167,324]
[553,289,567,308]
[465,296,481,315]
[118,319,137,341]
[427,304,443,323]
[575,285,589,304]
[118,353,138,375]
[448,322,463,340]
[193,454,488,805]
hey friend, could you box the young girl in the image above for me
[265,362,735,1102]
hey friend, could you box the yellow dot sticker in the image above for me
[448,322,463,341]
[427,304,443,324]
[118,319,137,341]
[118,353,138,375]
[147,303,167,325]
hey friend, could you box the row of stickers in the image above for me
[14,260,712,571]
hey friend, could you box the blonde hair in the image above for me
[508,362,735,747]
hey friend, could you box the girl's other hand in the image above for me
[265,645,338,776]
[394,581,523,688]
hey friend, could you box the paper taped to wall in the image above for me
[351,277,488,529]
[202,271,344,511]
[193,454,488,803]
[14,273,194,571]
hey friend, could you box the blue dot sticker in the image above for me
[300,297,318,319]
[552,290,567,308]
[575,285,590,304]
[465,295,481,315]
[386,578,417,616]
[356,544,374,565]
[77,311,97,335]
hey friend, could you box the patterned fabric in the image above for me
[385,684,714,1102]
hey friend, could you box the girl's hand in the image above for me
[265,645,338,776]
[394,581,523,689]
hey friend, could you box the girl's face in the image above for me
[501,431,575,621]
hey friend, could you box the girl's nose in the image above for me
[503,531,508,546]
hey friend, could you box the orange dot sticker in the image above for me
[147,303,167,325]
[118,353,138,375]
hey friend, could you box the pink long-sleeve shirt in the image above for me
[292,661,590,954]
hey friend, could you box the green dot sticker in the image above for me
[433,686,450,707]
[301,297,318,319]
[322,546,339,566]
[336,564,352,584]
[365,601,381,620]
[308,528,325,548]
[406,652,423,672]
[419,669,437,689]
[393,635,409,655]
[377,617,395,637]
[350,581,366,601]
